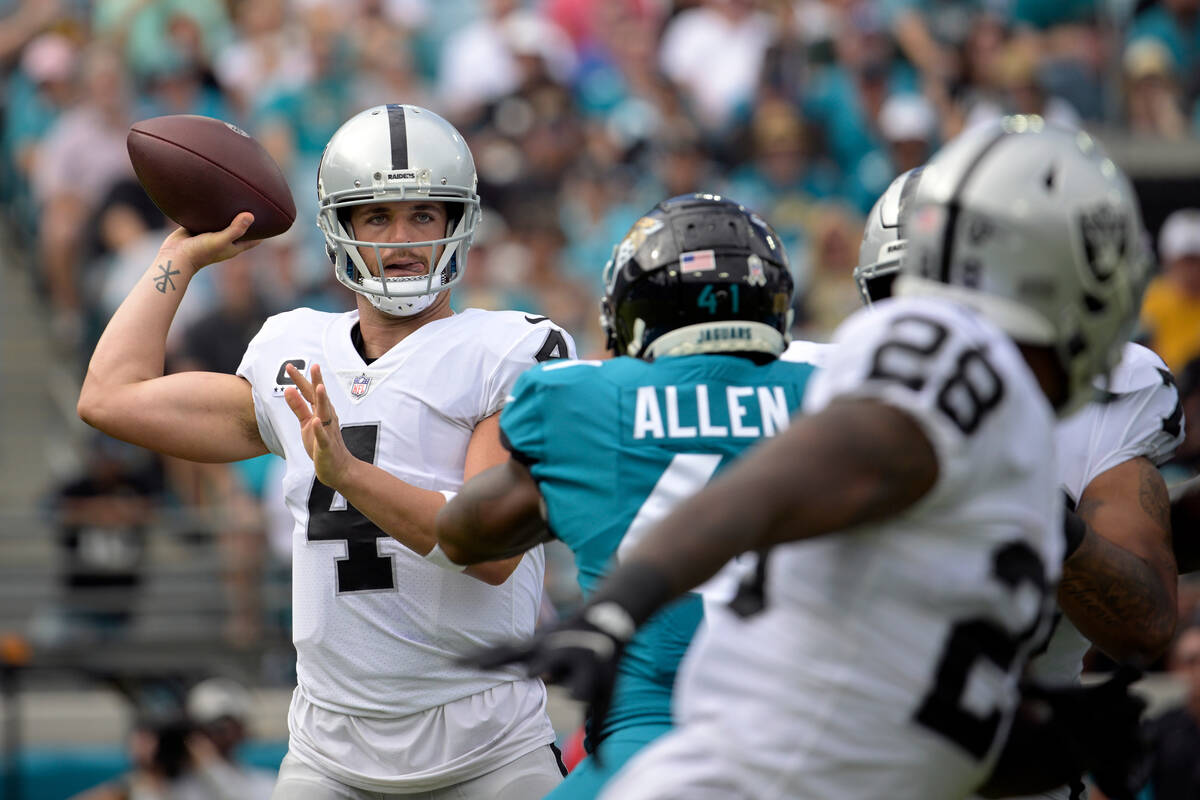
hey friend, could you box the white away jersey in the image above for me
[640,298,1062,800]
[236,308,574,785]
[1028,342,1184,686]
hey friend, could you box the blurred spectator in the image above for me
[724,97,840,288]
[211,0,311,118]
[1141,208,1200,372]
[3,31,78,223]
[93,179,212,355]
[184,678,277,799]
[436,0,576,120]
[32,44,136,348]
[794,201,863,338]
[1141,623,1200,800]
[1123,36,1189,138]
[961,37,1082,131]
[878,91,937,172]
[92,0,232,89]
[885,0,976,88]
[1127,0,1200,107]
[38,433,163,645]
[658,0,773,136]
[70,700,207,800]
[0,0,63,65]
[802,5,916,190]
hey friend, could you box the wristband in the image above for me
[424,543,468,572]
[1063,507,1087,560]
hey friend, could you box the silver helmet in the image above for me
[854,167,924,305]
[317,104,481,317]
[898,115,1149,415]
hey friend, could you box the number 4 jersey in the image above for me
[656,297,1063,800]
[236,307,574,788]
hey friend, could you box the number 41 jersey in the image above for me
[660,297,1062,800]
[237,307,575,718]
[500,353,817,739]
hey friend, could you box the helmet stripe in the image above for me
[386,104,409,170]
[896,166,925,239]
[940,131,1008,283]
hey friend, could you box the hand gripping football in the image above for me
[127,114,296,240]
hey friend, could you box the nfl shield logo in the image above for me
[351,374,371,397]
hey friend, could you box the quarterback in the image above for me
[78,105,572,799]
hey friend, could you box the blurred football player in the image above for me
[465,117,1152,800]
[436,193,821,797]
[78,104,574,800]
[857,166,1181,800]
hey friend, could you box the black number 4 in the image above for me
[535,328,569,362]
[305,423,395,593]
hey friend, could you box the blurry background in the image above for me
[3,0,1200,797]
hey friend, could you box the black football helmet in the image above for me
[600,194,794,360]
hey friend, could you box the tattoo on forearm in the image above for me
[1059,480,1175,657]
[1137,461,1171,531]
[153,260,181,293]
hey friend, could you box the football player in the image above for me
[463,117,1151,800]
[435,193,821,798]
[855,166,1181,800]
[78,104,574,800]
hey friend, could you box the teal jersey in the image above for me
[501,354,816,741]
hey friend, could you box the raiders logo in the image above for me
[1078,204,1128,283]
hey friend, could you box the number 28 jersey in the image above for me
[237,307,575,718]
[673,297,1062,800]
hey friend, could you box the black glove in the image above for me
[1020,665,1149,800]
[461,600,636,759]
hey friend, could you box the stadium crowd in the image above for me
[5,0,1200,797]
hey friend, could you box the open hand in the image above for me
[283,363,355,489]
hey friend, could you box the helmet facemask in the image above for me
[316,104,481,318]
[320,191,479,317]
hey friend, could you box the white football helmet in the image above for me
[854,167,924,305]
[898,115,1149,416]
[317,104,481,316]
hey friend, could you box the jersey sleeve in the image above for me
[1079,345,1184,484]
[802,300,1014,498]
[481,322,577,418]
[235,316,286,457]
[498,367,552,466]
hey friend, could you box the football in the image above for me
[127,115,296,240]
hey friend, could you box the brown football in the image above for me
[127,115,296,240]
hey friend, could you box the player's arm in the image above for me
[284,366,523,586]
[77,215,268,462]
[587,396,938,622]
[436,458,551,565]
[1059,457,1178,662]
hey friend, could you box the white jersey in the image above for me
[605,298,1062,800]
[984,344,1186,800]
[1031,342,1182,687]
[237,307,574,790]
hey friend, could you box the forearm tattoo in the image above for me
[153,260,181,293]
[1057,462,1175,658]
